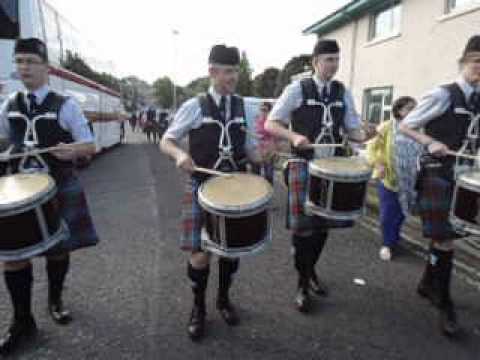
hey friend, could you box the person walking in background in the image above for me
[367,96,417,261]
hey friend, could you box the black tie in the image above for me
[219,96,227,121]
[320,84,329,101]
[27,93,37,115]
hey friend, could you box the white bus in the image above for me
[0,0,125,152]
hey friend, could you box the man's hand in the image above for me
[176,152,196,173]
[291,134,310,148]
[427,141,449,157]
[51,143,76,161]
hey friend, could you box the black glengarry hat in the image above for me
[313,39,340,56]
[462,35,480,59]
[209,44,240,66]
[14,38,49,62]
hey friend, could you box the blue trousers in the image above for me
[378,182,405,247]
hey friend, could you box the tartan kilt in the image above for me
[284,158,354,233]
[46,169,99,255]
[180,178,204,252]
[417,173,458,242]
[285,159,313,232]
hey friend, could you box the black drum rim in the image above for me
[0,220,69,261]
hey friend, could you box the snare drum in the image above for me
[198,173,273,258]
[305,157,372,221]
[0,173,69,261]
[450,170,480,235]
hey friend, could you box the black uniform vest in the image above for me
[291,78,346,160]
[189,93,247,181]
[425,83,480,170]
[7,91,74,172]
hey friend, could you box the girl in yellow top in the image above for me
[367,96,417,261]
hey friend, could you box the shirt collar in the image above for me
[456,76,476,100]
[23,84,50,105]
[312,75,331,93]
[208,86,231,106]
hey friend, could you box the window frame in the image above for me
[362,86,394,125]
[368,1,402,42]
[446,0,480,13]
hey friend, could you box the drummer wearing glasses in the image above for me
[0,38,98,356]
[266,39,365,313]
[161,45,256,341]
[399,35,480,337]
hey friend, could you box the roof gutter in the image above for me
[302,0,390,36]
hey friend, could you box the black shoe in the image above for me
[310,273,329,297]
[439,304,461,337]
[217,300,239,326]
[0,319,37,356]
[294,288,311,313]
[187,306,206,341]
[48,301,73,325]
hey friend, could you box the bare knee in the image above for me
[432,240,454,251]
[190,252,211,269]
[3,260,32,272]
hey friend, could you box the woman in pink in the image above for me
[254,102,276,184]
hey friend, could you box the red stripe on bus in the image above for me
[48,66,121,98]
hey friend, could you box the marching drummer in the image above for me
[266,39,365,313]
[0,38,99,356]
[398,35,480,337]
[161,44,257,341]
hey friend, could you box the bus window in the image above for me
[42,3,62,64]
[0,0,20,39]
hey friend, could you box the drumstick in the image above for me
[446,150,479,161]
[302,143,345,149]
[2,142,90,160]
[194,167,233,178]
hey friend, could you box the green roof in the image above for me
[303,0,392,36]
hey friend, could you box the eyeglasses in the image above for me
[13,58,44,66]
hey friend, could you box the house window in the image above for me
[446,0,480,12]
[363,87,393,125]
[368,2,402,41]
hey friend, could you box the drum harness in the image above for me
[203,116,245,171]
[453,109,480,177]
[2,111,51,174]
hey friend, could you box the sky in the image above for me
[48,0,350,86]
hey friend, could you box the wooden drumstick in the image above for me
[3,142,90,160]
[302,143,345,149]
[194,167,233,178]
[446,150,479,161]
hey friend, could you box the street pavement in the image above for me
[1,130,479,360]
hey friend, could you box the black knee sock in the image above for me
[292,234,315,290]
[431,248,454,308]
[4,265,34,323]
[187,263,210,310]
[419,246,435,288]
[47,255,70,305]
[311,229,328,267]
[218,258,239,304]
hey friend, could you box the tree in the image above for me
[185,76,210,96]
[153,77,174,108]
[236,51,253,96]
[274,54,312,97]
[253,67,280,98]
